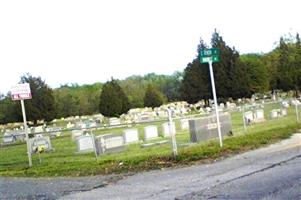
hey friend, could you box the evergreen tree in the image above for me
[295,33,301,94]
[240,54,269,95]
[99,79,130,117]
[143,84,166,108]
[277,37,293,91]
[180,38,211,104]
[210,30,248,100]
[0,95,19,124]
[20,74,56,124]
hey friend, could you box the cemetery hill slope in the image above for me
[0,102,300,177]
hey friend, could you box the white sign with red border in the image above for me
[11,83,32,100]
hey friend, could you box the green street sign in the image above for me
[212,55,220,62]
[200,48,220,58]
[200,56,220,63]
[200,48,220,63]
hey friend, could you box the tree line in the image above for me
[1,30,301,124]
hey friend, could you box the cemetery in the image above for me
[0,98,301,177]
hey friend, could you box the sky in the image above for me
[0,0,301,93]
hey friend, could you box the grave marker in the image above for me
[162,122,176,137]
[95,134,126,155]
[189,113,232,143]
[123,129,139,144]
[76,135,94,153]
[144,125,159,140]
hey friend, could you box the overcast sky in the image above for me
[0,0,300,93]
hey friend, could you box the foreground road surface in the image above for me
[63,134,301,200]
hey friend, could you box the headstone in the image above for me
[123,129,139,144]
[270,109,287,119]
[88,122,97,128]
[189,113,232,143]
[2,133,16,144]
[141,140,169,148]
[76,135,94,153]
[219,103,225,110]
[76,122,87,129]
[71,130,83,140]
[95,134,125,155]
[109,118,121,126]
[162,122,176,137]
[13,130,26,142]
[254,109,265,122]
[47,127,62,138]
[180,119,189,130]
[28,136,52,154]
[67,122,74,129]
[281,101,289,108]
[144,125,159,140]
[34,126,44,133]
[244,111,254,125]
[270,109,278,119]
[281,108,287,116]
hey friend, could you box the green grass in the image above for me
[1,102,300,177]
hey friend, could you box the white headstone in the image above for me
[109,118,121,126]
[281,108,287,116]
[244,111,254,124]
[34,126,44,133]
[162,122,176,137]
[144,125,159,140]
[29,136,52,154]
[180,119,189,130]
[3,133,15,144]
[104,135,124,149]
[67,122,75,129]
[95,134,126,155]
[71,130,83,140]
[76,135,94,153]
[123,129,139,144]
[254,109,264,121]
[270,109,278,119]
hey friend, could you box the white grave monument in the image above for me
[123,129,139,144]
[162,122,176,137]
[95,134,125,155]
[2,133,15,144]
[28,136,52,154]
[76,135,94,153]
[67,122,75,129]
[34,126,44,133]
[180,119,189,130]
[254,109,265,122]
[270,109,278,119]
[144,125,159,140]
[109,118,121,126]
[244,111,254,125]
[71,130,83,140]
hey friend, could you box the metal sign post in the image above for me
[167,109,178,157]
[11,83,32,167]
[208,61,223,147]
[20,99,32,167]
[200,48,223,147]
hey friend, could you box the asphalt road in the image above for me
[62,134,301,200]
[1,134,300,200]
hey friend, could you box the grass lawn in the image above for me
[0,102,300,177]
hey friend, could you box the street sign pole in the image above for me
[20,99,32,167]
[208,61,223,147]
